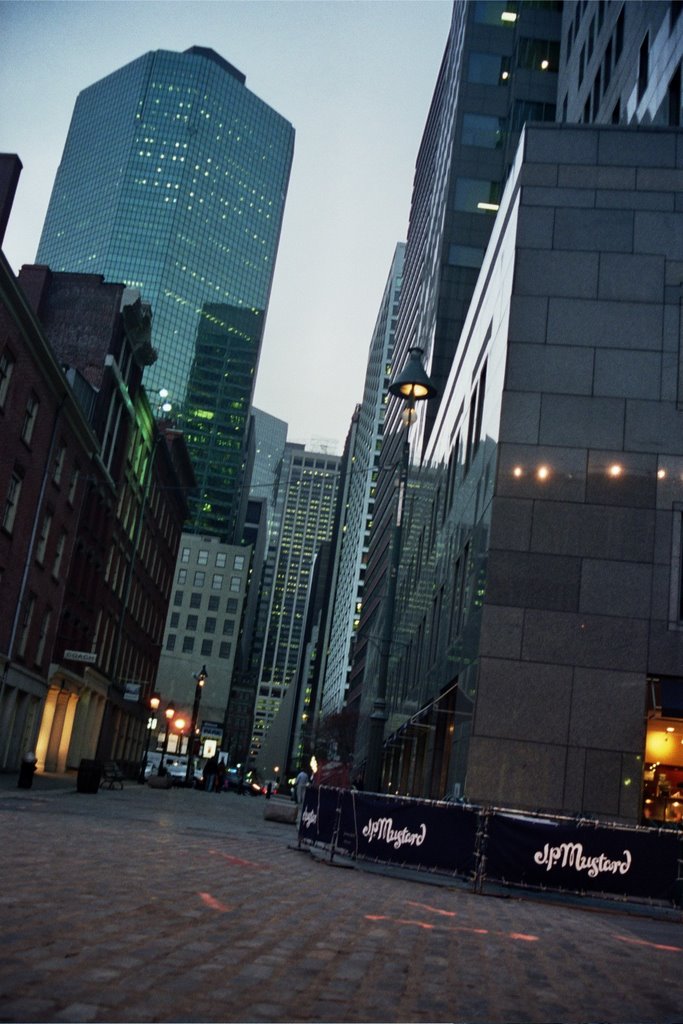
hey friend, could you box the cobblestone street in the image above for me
[0,775,681,1023]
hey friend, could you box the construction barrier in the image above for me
[298,786,683,907]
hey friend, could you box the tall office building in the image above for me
[353,0,562,763]
[36,47,294,540]
[158,532,251,747]
[353,1,683,826]
[321,244,405,718]
[250,445,341,766]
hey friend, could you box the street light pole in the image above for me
[184,665,207,787]
[364,347,437,794]
[158,704,175,775]
[138,692,160,783]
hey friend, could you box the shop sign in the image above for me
[123,682,141,701]
[201,721,223,740]
[64,649,97,664]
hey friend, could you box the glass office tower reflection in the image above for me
[37,46,294,539]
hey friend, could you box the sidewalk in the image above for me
[0,768,78,795]
[1,778,682,1023]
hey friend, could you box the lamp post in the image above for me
[138,691,161,783]
[364,347,437,793]
[184,665,207,786]
[158,703,176,775]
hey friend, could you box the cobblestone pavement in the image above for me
[0,773,682,1024]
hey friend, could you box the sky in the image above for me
[1,0,452,451]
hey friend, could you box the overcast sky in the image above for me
[1,0,452,451]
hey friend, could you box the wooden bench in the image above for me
[100,761,124,790]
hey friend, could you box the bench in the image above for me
[100,761,124,790]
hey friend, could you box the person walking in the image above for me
[295,766,309,809]
[216,758,226,794]
[203,752,219,792]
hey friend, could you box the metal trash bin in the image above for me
[76,758,102,794]
[17,752,37,789]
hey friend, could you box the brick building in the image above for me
[0,155,195,773]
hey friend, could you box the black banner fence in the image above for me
[298,787,683,907]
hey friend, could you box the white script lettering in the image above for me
[301,808,317,829]
[533,842,632,878]
[361,816,427,850]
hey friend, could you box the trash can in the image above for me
[17,752,37,789]
[76,758,102,794]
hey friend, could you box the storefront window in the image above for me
[643,717,683,823]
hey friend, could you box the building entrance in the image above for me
[643,716,683,824]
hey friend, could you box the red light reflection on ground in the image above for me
[199,891,231,913]
[367,915,436,930]
[614,934,683,954]
[364,911,538,942]
[209,848,265,869]
[407,900,457,918]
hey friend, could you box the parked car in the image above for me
[143,752,163,779]
[165,757,203,786]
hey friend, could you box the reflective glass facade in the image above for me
[37,47,294,539]
[354,0,562,767]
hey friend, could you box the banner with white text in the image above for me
[346,792,478,876]
[485,813,681,901]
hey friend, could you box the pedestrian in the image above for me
[216,758,226,793]
[203,751,219,792]
[295,765,309,807]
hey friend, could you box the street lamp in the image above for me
[138,691,161,783]
[184,665,207,786]
[364,347,437,793]
[158,703,176,775]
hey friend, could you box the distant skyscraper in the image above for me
[37,46,294,540]
[321,243,405,718]
[249,407,288,524]
[250,445,341,764]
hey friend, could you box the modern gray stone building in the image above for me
[380,120,683,825]
[350,1,683,827]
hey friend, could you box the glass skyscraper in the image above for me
[37,46,294,540]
